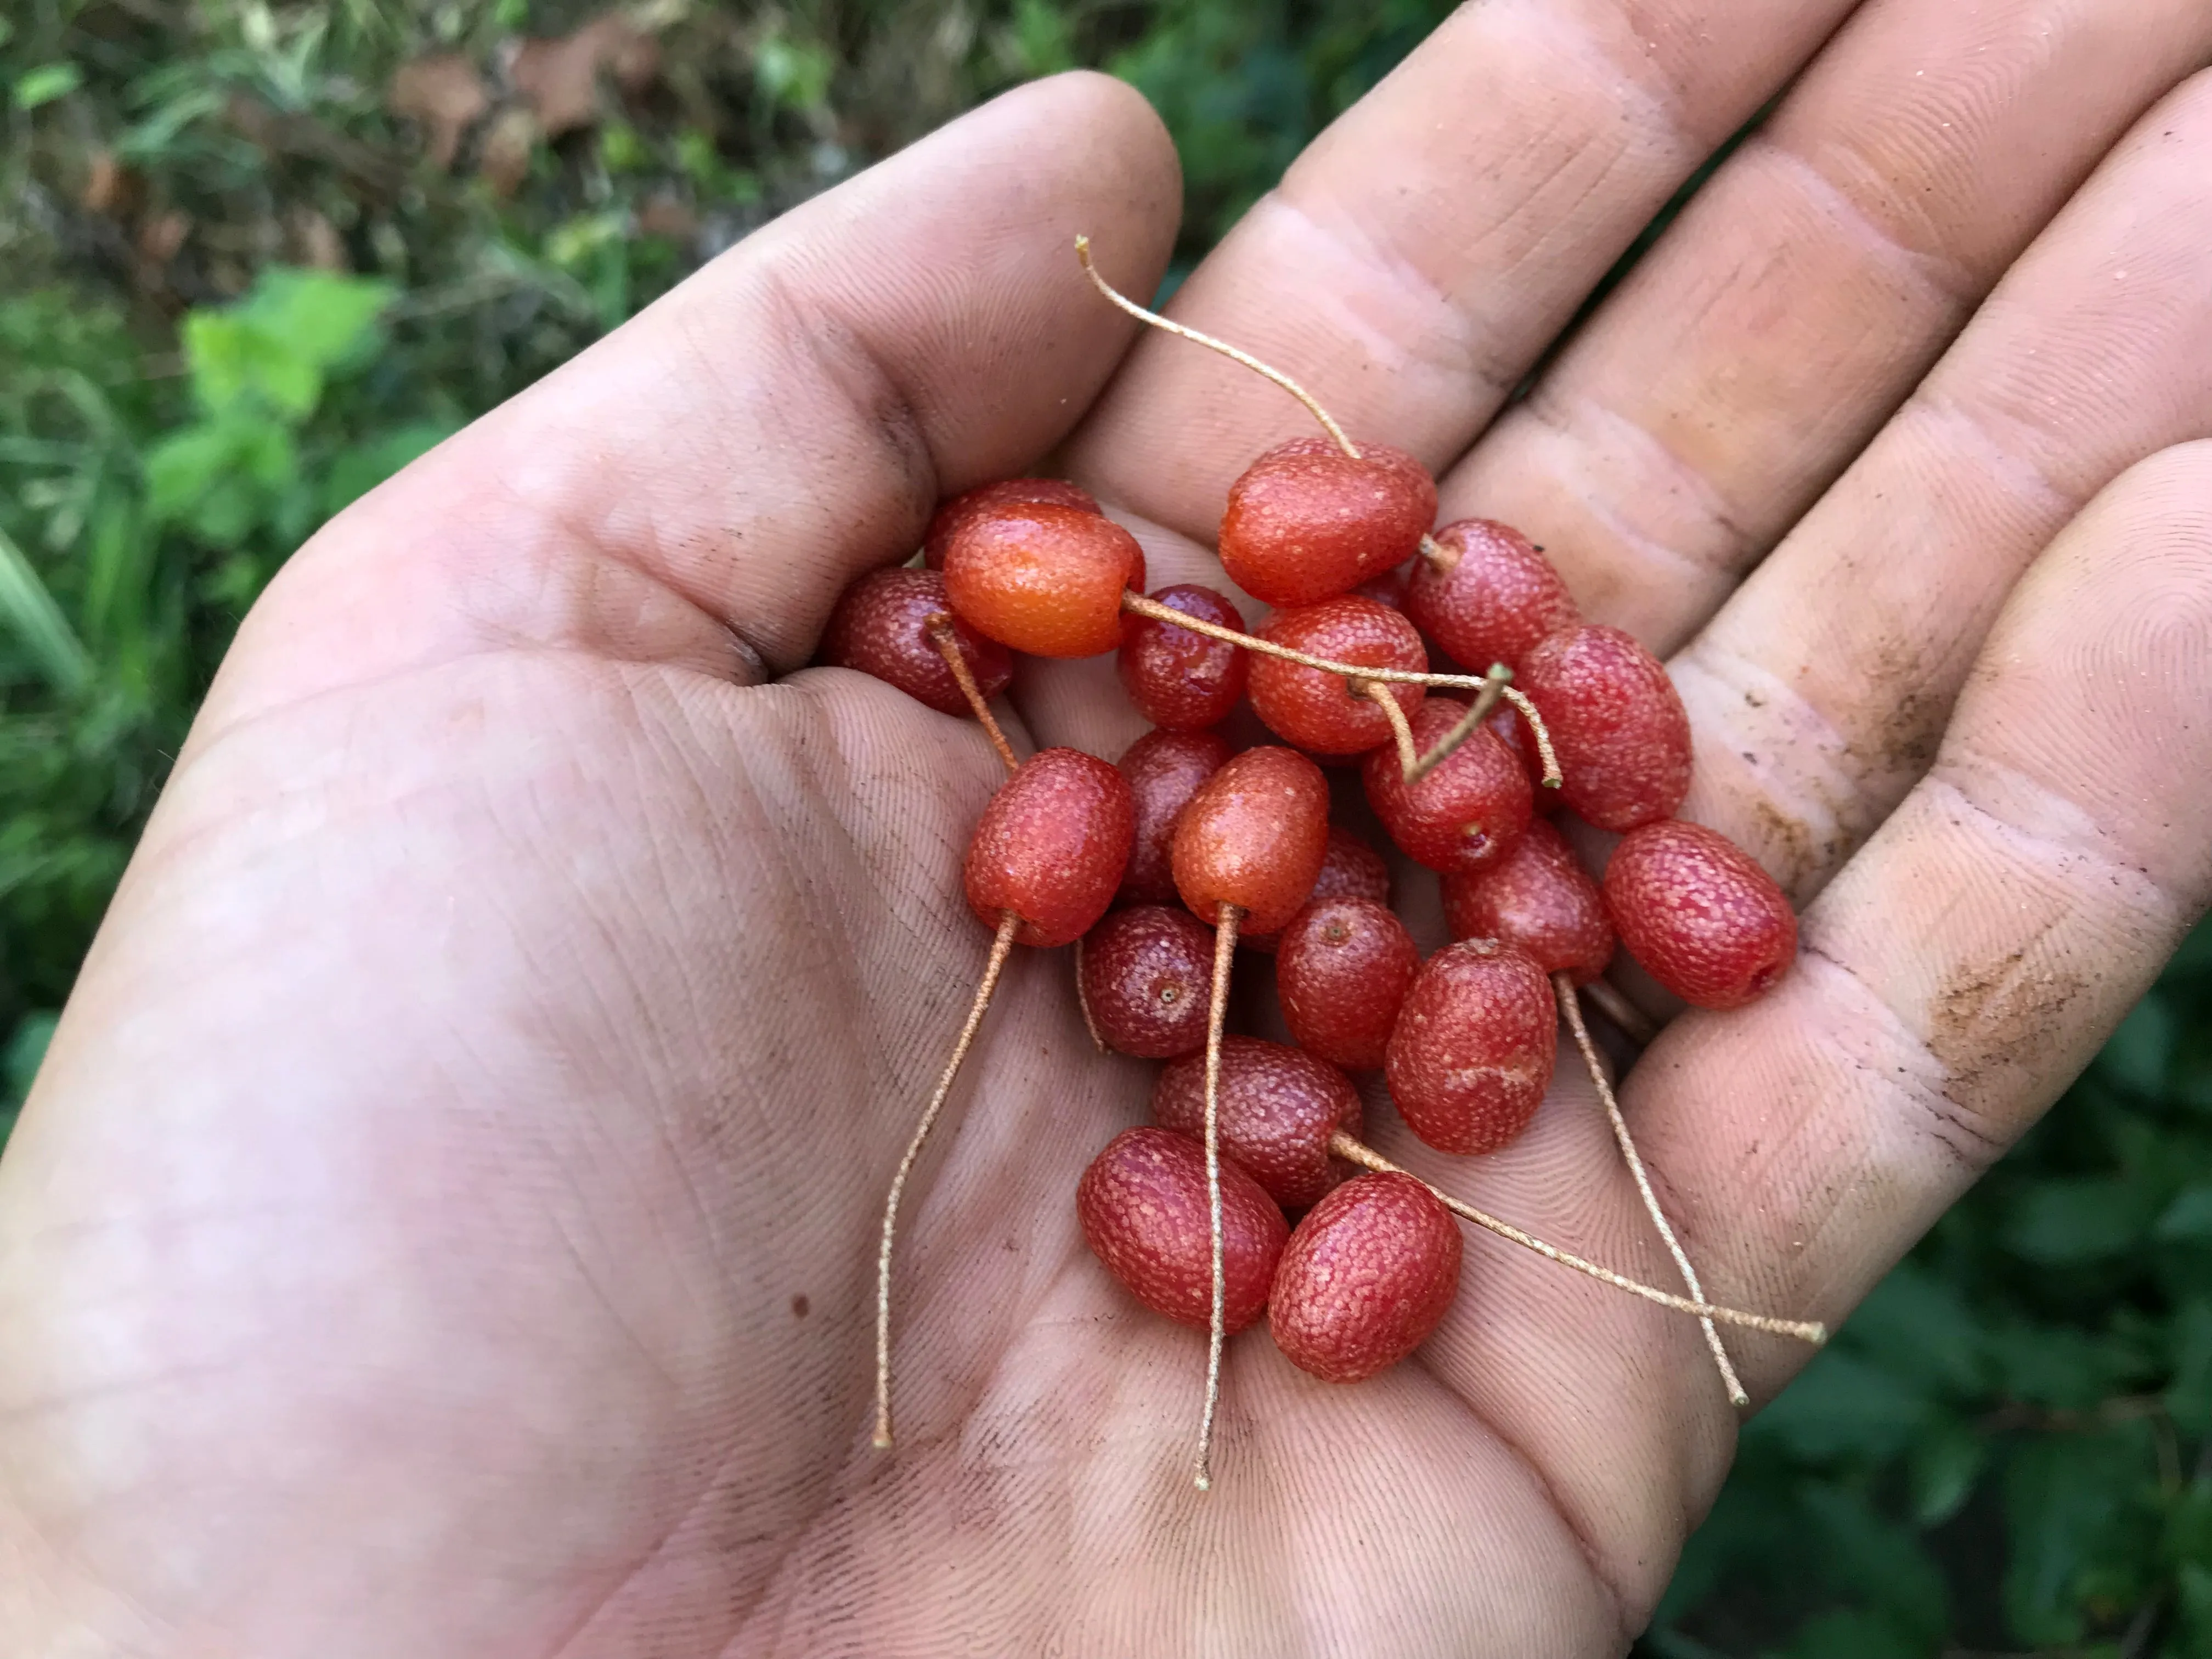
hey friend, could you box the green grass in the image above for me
[2,2,2208,1650]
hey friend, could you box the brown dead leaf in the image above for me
[508,14,660,140]
[388,52,491,170]
[137,210,190,266]
[636,193,697,241]
[289,208,348,272]
[477,106,540,198]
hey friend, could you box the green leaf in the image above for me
[1748,1349,1932,1463]
[4,1011,57,1106]
[754,35,834,111]
[2160,1186,2212,1243]
[1844,1265,1985,1396]
[2002,1176,2148,1266]
[1797,1483,1949,1643]
[2177,1561,2212,1659]
[1908,1420,1986,1528]
[2100,994,2176,1094]
[1773,1607,1931,1659]
[1985,1320,2141,1411]
[2170,1301,2212,1435]
[13,63,83,110]
[2003,1429,2157,1646]
[180,271,394,421]
[240,270,395,375]
[0,522,93,696]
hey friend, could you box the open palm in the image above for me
[7,4,2212,1652]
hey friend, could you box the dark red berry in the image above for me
[1171,746,1331,936]
[1404,520,1578,673]
[1118,584,1249,731]
[943,502,1146,658]
[1080,905,1215,1058]
[1116,727,1233,906]
[1440,819,1613,985]
[1355,560,1414,611]
[1248,596,1426,755]
[1269,1173,1462,1383]
[1276,898,1420,1070]
[1077,1126,1287,1333]
[1517,625,1691,832]
[1243,826,1391,953]
[1152,1036,1362,1210]
[964,748,1135,948]
[1218,438,1437,607]
[1363,698,1533,874]
[819,567,1013,718]
[1385,939,1556,1155]
[1604,820,1797,1009]
[923,478,1101,569]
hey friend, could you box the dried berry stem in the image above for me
[1073,934,1106,1054]
[874,910,1022,1449]
[1357,679,1420,778]
[1325,1131,1825,1343]
[1403,662,1513,785]
[1195,901,1242,1492]
[926,616,1019,777]
[1498,686,1561,789]
[1418,532,1453,572]
[1076,235,1361,461]
[1555,972,1748,1404]
[1583,975,1659,1045]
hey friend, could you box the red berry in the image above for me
[1276,898,1420,1070]
[1404,520,1578,673]
[819,567,1013,719]
[1116,728,1233,906]
[1362,698,1533,874]
[1171,746,1331,936]
[1218,437,1437,606]
[1152,1036,1362,1210]
[1076,1126,1288,1333]
[964,748,1135,948]
[1517,625,1691,832]
[1079,906,1215,1058]
[1384,939,1556,1155]
[1243,826,1391,953]
[1604,820,1797,1009]
[923,478,1101,570]
[1248,596,1426,755]
[1488,702,1557,813]
[943,502,1146,658]
[1355,560,1414,611]
[1440,820,1613,985]
[1269,1172,1462,1383]
[1117,584,1249,731]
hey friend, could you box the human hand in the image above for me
[5,4,2212,1653]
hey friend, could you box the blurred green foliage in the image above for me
[1,1,2206,1650]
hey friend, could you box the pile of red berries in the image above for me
[826,247,1813,1485]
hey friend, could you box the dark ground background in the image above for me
[2,3,2208,1653]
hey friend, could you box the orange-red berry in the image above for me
[964,748,1135,948]
[923,478,1100,570]
[943,501,1146,658]
[1517,625,1691,832]
[1118,583,1249,731]
[1248,596,1426,755]
[1276,898,1420,1070]
[1404,520,1578,673]
[1170,747,1331,936]
[1440,819,1612,985]
[1218,437,1436,607]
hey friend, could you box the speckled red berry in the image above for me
[923,478,1101,569]
[1517,625,1690,832]
[1244,827,1390,953]
[1363,697,1533,874]
[1277,898,1420,1070]
[1153,1036,1362,1210]
[819,567,1013,718]
[1269,1172,1462,1383]
[1116,727,1233,906]
[943,501,1146,658]
[1118,584,1249,731]
[964,748,1135,948]
[1077,1126,1288,1333]
[1604,819,1797,1009]
[1404,520,1578,673]
[1385,939,1556,1155]
[1218,438,1437,607]
[1171,746,1331,936]
[1080,905,1216,1058]
[1441,819,1612,985]
[1248,596,1427,755]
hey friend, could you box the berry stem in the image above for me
[1325,1131,1825,1343]
[1583,976,1660,1046]
[1357,679,1420,779]
[1403,662,1513,786]
[1418,532,1454,572]
[1195,900,1242,1492]
[1555,972,1748,1406]
[1075,235,1361,462]
[874,909,1022,1449]
[1072,934,1106,1054]
[926,616,1019,777]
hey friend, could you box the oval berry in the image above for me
[1363,698,1533,874]
[1118,584,1249,731]
[964,748,1135,948]
[819,567,1013,719]
[1243,826,1391,953]
[1404,520,1578,673]
[1116,727,1234,907]
[1171,746,1331,936]
[1219,437,1437,607]
[1604,819,1797,1009]
[1517,625,1691,832]
[1269,1172,1462,1383]
[1077,1126,1288,1333]
[1277,898,1420,1071]
[943,501,1146,658]
[1248,596,1427,755]
[1079,905,1215,1059]
[1385,939,1556,1155]
[1440,819,1612,985]
[1153,1036,1362,1210]
[923,478,1100,570]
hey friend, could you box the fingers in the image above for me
[205,73,1178,732]
[1062,0,1861,542]
[1437,0,2212,648]
[1670,72,2212,899]
[1648,441,2212,1381]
